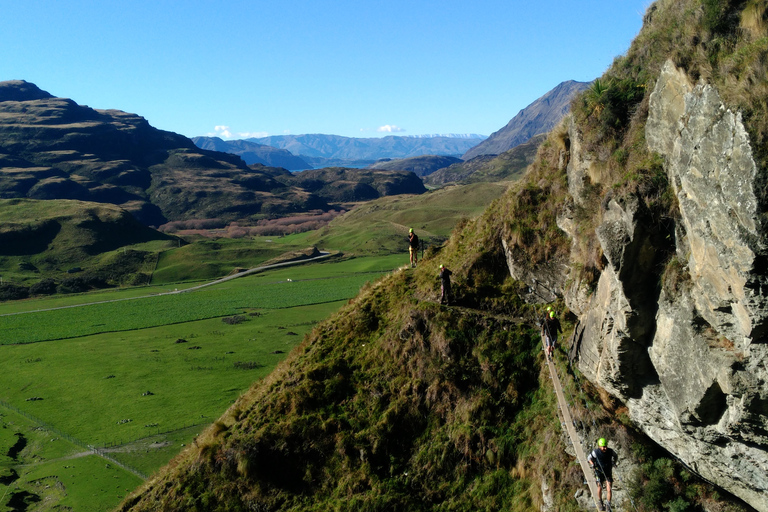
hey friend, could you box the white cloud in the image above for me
[377,124,405,133]
[211,125,232,138]
[237,131,269,139]
[206,127,269,140]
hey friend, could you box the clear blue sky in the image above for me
[1,0,651,140]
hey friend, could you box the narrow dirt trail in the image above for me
[543,341,602,510]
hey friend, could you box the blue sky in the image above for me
[1,0,651,140]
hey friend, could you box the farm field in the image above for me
[0,253,404,511]
[149,235,315,284]
[0,406,144,511]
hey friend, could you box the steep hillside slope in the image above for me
[462,80,590,160]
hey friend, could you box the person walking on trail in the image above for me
[542,310,561,359]
[587,438,619,511]
[408,228,419,268]
[438,264,452,305]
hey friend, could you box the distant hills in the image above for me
[190,80,590,184]
[0,81,426,225]
[367,155,463,177]
[462,80,591,160]
[276,167,426,202]
[425,134,547,186]
[247,133,486,167]
[0,77,590,231]
[192,136,311,170]
[0,198,175,294]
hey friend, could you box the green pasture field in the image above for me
[0,407,144,512]
[0,254,403,345]
[150,236,310,284]
[0,254,402,510]
[0,280,203,315]
[0,302,343,446]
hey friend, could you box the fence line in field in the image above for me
[0,399,148,480]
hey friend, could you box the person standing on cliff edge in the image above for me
[438,264,452,305]
[408,228,419,268]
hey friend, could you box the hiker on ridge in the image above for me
[588,438,619,511]
[438,264,452,305]
[408,228,419,268]
[542,310,561,360]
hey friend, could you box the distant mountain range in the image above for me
[196,80,590,173]
[191,136,311,170]
[191,134,486,170]
[399,134,486,139]
[337,80,592,186]
[247,134,487,166]
[462,80,591,160]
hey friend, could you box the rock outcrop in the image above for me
[537,60,768,510]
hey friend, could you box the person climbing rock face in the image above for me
[408,228,419,268]
[588,438,618,511]
[438,264,452,305]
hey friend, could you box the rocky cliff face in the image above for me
[504,60,768,510]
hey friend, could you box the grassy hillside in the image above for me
[119,267,548,511]
[304,182,510,256]
[120,196,749,511]
[0,198,177,294]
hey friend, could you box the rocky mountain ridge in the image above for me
[462,80,591,160]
